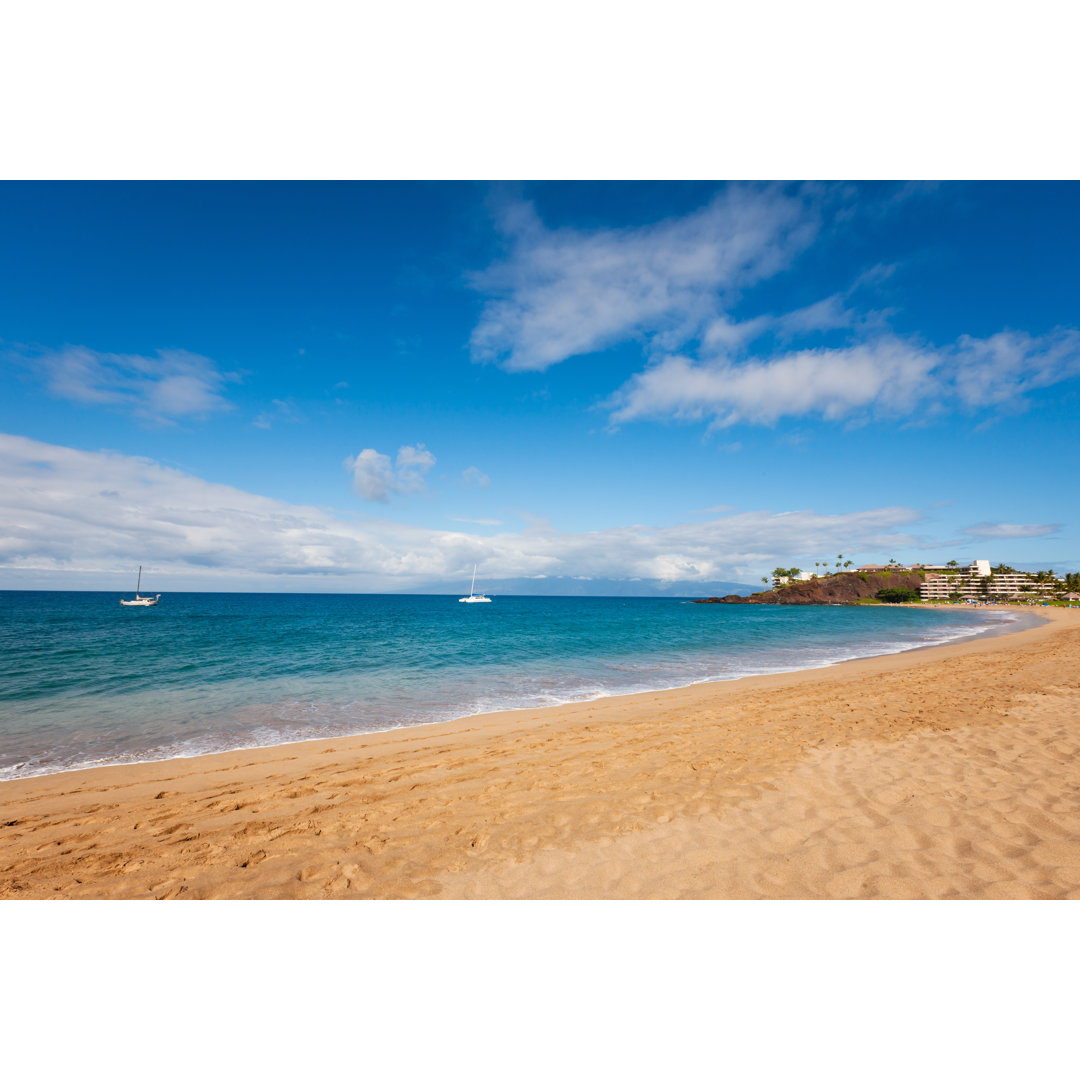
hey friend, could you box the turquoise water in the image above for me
[0,591,1034,780]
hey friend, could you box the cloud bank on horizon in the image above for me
[0,432,945,589]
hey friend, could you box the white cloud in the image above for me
[851,263,899,291]
[608,329,1080,428]
[773,294,854,339]
[700,314,773,353]
[469,188,1080,433]
[696,295,863,358]
[0,434,927,589]
[609,337,939,427]
[394,443,436,492]
[462,465,491,487]
[469,184,821,372]
[396,444,435,470]
[951,329,1080,408]
[962,522,1061,539]
[344,443,436,501]
[344,448,396,500]
[16,344,236,423]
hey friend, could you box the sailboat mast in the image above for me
[470,564,477,595]
[136,565,142,595]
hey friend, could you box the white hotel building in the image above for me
[915,561,1056,601]
[847,560,1058,600]
[776,560,1060,600]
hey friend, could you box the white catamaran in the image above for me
[458,564,491,603]
[120,566,161,607]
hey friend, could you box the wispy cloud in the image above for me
[951,329,1080,408]
[253,399,304,429]
[12,344,236,424]
[609,337,938,427]
[469,186,1080,434]
[608,329,1080,428]
[1,434,927,588]
[696,292,883,357]
[395,443,437,478]
[344,443,436,501]
[962,522,1061,539]
[461,465,491,488]
[772,295,854,339]
[469,184,823,372]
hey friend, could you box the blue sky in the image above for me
[1,181,1078,592]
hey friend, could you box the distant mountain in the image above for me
[403,577,759,598]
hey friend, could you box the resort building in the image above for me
[784,558,1064,601]
[917,561,1057,601]
[772,571,816,587]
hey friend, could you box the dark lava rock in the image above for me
[693,571,926,606]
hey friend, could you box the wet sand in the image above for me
[2,606,1078,899]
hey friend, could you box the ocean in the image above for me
[0,591,1038,781]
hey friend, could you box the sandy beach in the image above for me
[2,605,1078,899]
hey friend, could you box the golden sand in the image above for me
[2,606,1078,899]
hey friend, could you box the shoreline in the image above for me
[2,604,1078,898]
[0,601,1033,785]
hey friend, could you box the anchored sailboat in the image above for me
[458,564,491,603]
[119,566,161,607]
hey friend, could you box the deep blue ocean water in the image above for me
[0,591,1036,781]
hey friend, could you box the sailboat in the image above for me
[458,564,492,603]
[119,566,161,607]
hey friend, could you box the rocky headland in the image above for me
[695,570,926,605]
